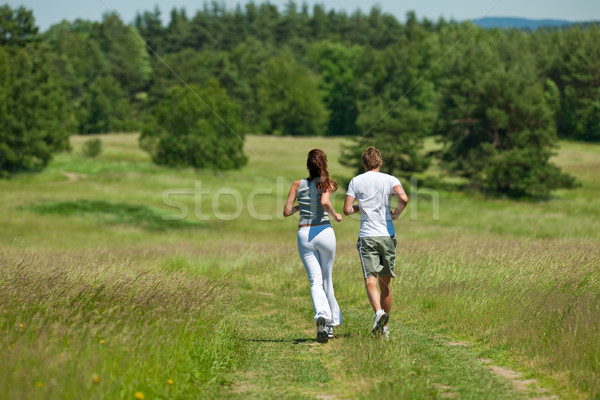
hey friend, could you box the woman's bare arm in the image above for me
[283,180,301,217]
[321,188,342,222]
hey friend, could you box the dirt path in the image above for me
[214,282,557,399]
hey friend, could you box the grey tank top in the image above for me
[297,179,330,226]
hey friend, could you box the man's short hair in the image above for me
[362,146,382,171]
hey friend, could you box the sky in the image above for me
[5,0,600,32]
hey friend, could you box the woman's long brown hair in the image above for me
[306,149,338,193]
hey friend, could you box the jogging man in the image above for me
[343,146,408,338]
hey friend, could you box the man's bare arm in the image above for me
[343,195,359,216]
[391,184,408,220]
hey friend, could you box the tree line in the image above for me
[1,3,598,196]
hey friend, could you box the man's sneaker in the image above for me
[326,326,334,339]
[316,317,328,343]
[382,326,390,341]
[371,310,389,337]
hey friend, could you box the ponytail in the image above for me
[306,149,338,193]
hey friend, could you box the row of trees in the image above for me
[2,3,597,196]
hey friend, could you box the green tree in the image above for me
[280,1,300,42]
[0,45,73,175]
[139,80,247,169]
[186,8,211,50]
[206,1,234,50]
[153,48,238,92]
[93,13,151,95]
[255,49,328,135]
[148,47,246,127]
[44,20,107,91]
[165,8,189,52]
[342,96,436,176]
[557,25,600,141]
[344,10,368,45]
[308,40,363,135]
[229,38,274,132]
[230,5,249,46]
[435,27,575,197]
[310,4,328,40]
[81,75,133,133]
[0,5,39,46]
[341,23,439,176]
[254,2,281,44]
[135,6,165,54]
[296,3,312,40]
[366,6,402,49]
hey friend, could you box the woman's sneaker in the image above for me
[326,326,334,339]
[316,317,328,343]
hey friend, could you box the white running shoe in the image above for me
[326,326,334,339]
[383,326,390,341]
[371,310,389,337]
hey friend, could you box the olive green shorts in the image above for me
[356,235,397,279]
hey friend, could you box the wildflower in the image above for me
[134,392,144,399]
[168,379,173,385]
[100,340,105,344]
[36,381,43,388]
[93,373,100,383]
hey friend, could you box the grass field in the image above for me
[1,133,599,399]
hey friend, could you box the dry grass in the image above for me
[389,235,600,398]
[0,246,238,400]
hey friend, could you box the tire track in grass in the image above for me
[221,287,338,399]
[444,340,558,400]
[217,280,545,399]
[479,358,558,399]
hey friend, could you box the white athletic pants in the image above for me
[297,224,342,326]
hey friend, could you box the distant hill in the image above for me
[473,17,585,30]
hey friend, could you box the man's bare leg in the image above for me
[378,275,392,326]
[365,276,381,312]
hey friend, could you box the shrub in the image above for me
[81,138,102,157]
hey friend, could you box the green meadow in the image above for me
[1,133,599,399]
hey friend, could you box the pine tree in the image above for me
[0,45,73,175]
[435,27,576,197]
[558,25,600,141]
[340,23,438,176]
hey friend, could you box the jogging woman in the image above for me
[283,149,343,343]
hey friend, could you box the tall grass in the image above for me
[1,133,599,398]
[0,248,242,399]
[391,236,600,397]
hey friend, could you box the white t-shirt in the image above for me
[346,171,402,237]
